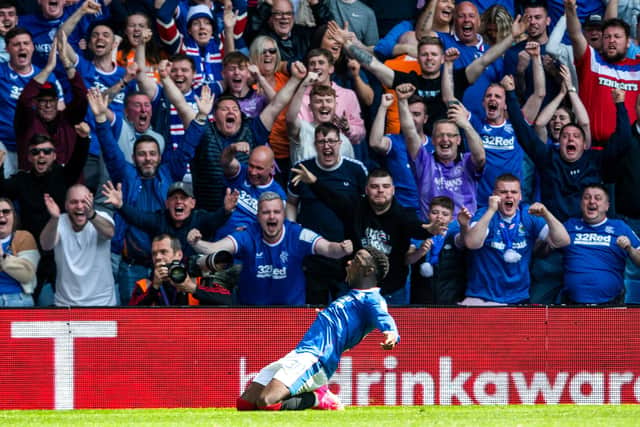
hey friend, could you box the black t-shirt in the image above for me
[392,68,470,134]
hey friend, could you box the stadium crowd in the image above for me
[0,0,639,308]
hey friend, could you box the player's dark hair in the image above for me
[153,233,182,252]
[430,196,454,212]
[363,246,389,282]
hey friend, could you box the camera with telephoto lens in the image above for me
[166,251,234,285]
[166,260,188,284]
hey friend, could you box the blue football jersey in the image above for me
[295,287,399,378]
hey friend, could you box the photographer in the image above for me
[129,234,231,306]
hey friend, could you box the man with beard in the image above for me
[88,88,196,305]
[286,122,367,305]
[327,17,528,133]
[560,185,640,305]
[189,191,353,306]
[458,174,570,305]
[60,2,137,189]
[290,166,445,305]
[504,1,560,106]
[114,91,166,165]
[0,126,89,305]
[40,184,117,307]
[505,76,632,303]
[566,0,640,145]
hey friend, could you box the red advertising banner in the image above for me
[0,307,638,409]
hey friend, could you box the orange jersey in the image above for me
[383,55,421,135]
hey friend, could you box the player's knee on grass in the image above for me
[256,379,290,408]
[236,397,256,411]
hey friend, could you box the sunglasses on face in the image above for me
[0,209,12,216]
[29,147,55,156]
[262,48,278,55]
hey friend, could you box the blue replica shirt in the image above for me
[0,237,21,294]
[229,221,321,306]
[469,115,524,206]
[563,218,640,304]
[466,206,547,303]
[437,32,503,119]
[76,56,127,155]
[216,164,287,239]
[20,4,108,70]
[295,287,399,379]
[384,133,432,216]
[0,63,63,151]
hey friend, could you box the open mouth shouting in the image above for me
[316,107,332,122]
[135,114,149,132]
[460,22,475,40]
[486,101,499,117]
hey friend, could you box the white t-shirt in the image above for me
[54,211,117,307]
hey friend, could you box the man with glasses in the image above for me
[14,30,87,171]
[0,126,90,305]
[249,0,333,65]
[286,122,367,305]
[0,27,63,177]
[397,83,485,219]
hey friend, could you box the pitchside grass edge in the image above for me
[1,405,640,426]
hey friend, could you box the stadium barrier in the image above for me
[1,307,639,409]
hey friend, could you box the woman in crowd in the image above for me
[0,198,40,307]
[117,12,163,82]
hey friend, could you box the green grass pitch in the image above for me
[1,406,639,426]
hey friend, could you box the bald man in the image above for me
[216,144,287,238]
